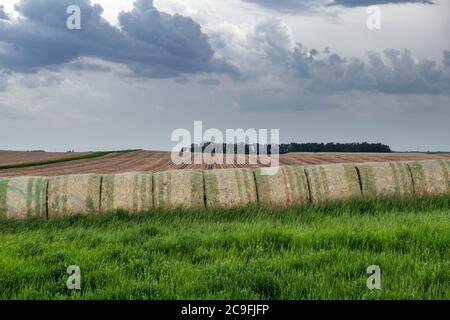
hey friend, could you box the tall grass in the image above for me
[0,196,449,300]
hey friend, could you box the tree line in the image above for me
[182,142,391,155]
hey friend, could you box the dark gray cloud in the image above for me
[243,0,325,11]
[241,0,324,12]
[443,50,450,68]
[0,5,8,20]
[330,0,434,7]
[290,45,450,95]
[0,0,238,78]
[242,0,433,11]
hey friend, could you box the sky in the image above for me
[0,0,449,152]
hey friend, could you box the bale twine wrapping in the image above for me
[48,174,101,217]
[0,176,47,220]
[357,162,414,197]
[204,168,257,208]
[305,163,361,203]
[153,169,204,209]
[101,172,153,214]
[408,160,450,196]
[254,166,310,207]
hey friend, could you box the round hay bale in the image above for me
[305,163,361,203]
[408,160,450,196]
[48,174,101,217]
[101,172,153,214]
[0,176,47,220]
[254,166,310,207]
[153,169,204,209]
[204,168,257,208]
[356,162,413,198]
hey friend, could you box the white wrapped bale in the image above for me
[357,162,414,197]
[101,172,153,214]
[0,176,47,220]
[408,160,450,196]
[48,174,101,217]
[254,166,310,207]
[204,168,257,208]
[305,163,361,203]
[153,169,204,209]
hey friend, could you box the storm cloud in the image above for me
[0,0,238,78]
[290,45,449,95]
[443,50,450,68]
[0,5,8,20]
[242,0,434,12]
[0,0,449,152]
[330,0,434,7]
[241,0,324,12]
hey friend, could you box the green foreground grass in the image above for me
[0,197,449,300]
[0,149,141,170]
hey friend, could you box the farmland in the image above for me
[0,151,449,300]
[0,151,89,166]
[0,196,449,300]
[1,150,450,178]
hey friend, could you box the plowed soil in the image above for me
[0,151,88,166]
[1,150,449,178]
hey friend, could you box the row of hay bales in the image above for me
[0,160,449,220]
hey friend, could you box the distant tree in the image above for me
[184,142,391,154]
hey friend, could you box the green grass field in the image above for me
[0,197,449,300]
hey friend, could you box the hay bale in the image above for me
[153,169,204,209]
[204,168,257,208]
[254,166,310,207]
[0,176,47,220]
[101,172,153,214]
[357,162,414,197]
[305,163,361,203]
[48,174,101,217]
[408,160,450,196]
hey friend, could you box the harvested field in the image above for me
[0,150,88,166]
[101,172,153,214]
[357,162,414,198]
[0,150,450,178]
[254,166,310,207]
[47,174,102,218]
[0,176,47,220]
[408,160,450,196]
[305,163,361,202]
